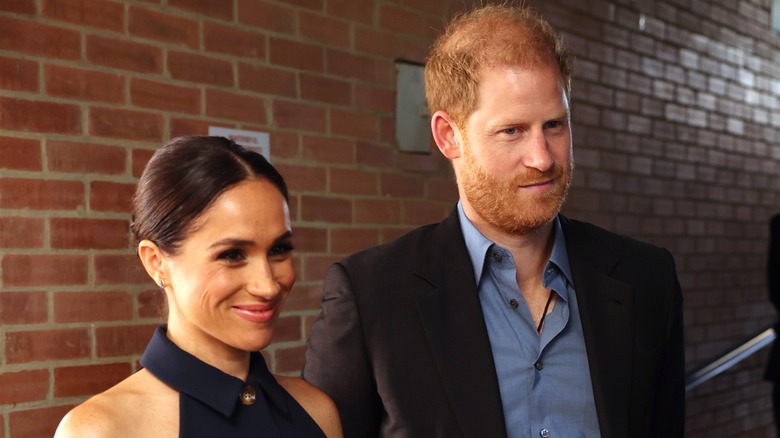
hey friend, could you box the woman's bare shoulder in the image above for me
[54,369,177,438]
[275,375,343,438]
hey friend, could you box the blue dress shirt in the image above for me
[458,203,601,438]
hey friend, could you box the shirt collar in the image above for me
[140,325,289,417]
[457,201,573,287]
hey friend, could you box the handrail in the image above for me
[685,323,776,392]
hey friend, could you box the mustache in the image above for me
[509,162,566,186]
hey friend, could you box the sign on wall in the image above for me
[208,126,271,161]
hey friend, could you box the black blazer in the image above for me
[765,214,780,381]
[303,208,685,438]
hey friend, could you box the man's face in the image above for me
[455,62,573,236]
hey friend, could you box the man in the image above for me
[303,4,685,438]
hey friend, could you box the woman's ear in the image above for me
[137,240,168,288]
[431,110,463,160]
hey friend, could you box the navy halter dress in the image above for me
[140,326,326,437]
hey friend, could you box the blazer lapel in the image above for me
[414,208,508,438]
[561,216,633,438]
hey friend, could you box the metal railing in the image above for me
[685,323,776,392]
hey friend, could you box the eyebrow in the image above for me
[207,230,293,249]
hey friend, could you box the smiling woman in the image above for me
[53,136,342,438]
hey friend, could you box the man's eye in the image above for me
[545,120,562,129]
[218,249,245,262]
[504,127,518,135]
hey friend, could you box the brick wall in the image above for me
[0,0,778,437]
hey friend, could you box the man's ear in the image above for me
[431,110,463,160]
[137,240,168,287]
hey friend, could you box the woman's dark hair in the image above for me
[131,136,288,255]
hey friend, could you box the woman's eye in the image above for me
[269,243,294,257]
[218,249,245,262]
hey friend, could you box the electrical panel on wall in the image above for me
[395,61,431,153]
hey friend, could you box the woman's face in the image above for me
[160,178,295,360]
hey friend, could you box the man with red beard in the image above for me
[303,4,685,438]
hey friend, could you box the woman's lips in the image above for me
[232,304,277,324]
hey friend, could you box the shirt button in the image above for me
[492,251,502,262]
[509,298,519,308]
[239,384,256,406]
[535,361,544,371]
[540,428,550,437]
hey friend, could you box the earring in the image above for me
[159,279,166,288]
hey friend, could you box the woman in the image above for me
[55,136,342,437]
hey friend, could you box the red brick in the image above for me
[268,130,300,159]
[0,136,41,171]
[129,6,198,48]
[299,11,350,48]
[284,283,325,312]
[355,27,402,58]
[0,16,80,60]
[331,108,379,140]
[273,101,327,133]
[86,35,163,73]
[0,217,44,248]
[205,89,267,124]
[300,254,337,284]
[269,38,324,72]
[6,328,90,363]
[2,254,88,287]
[238,0,295,34]
[355,84,395,113]
[300,74,352,105]
[95,324,156,357]
[94,253,149,285]
[0,178,84,210]
[9,405,72,438]
[168,51,233,86]
[90,107,163,141]
[330,227,380,254]
[50,218,129,249]
[330,168,378,195]
[89,181,135,212]
[238,63,296,97]
[132,147,156,177]
[274,163,327,192]
[427,177,458,202]
[300,195,352,223]
[54,290,133,322]
[402,200,448,225]
[0,0,35,14]
[302,135,354,164]
[273,345,306,373]
[326,0,373,24]
[170,118,214,138]
[54,362,131,397]
[0,97,81,134]
[43,0,124,31]
[291,226,327,253]
[169,0,233,20]
[0,369,48,404]
[0,56,38,91]
[379,4,426,37]
[130,78,200,114]
[138,288,165,318]
[45,64,124,103]
[356,141,395,168]
[205,22,266,59]
[327,50,377,83]
[281,0,322,9]
[0,291,47,324]
[46,140,126,174]
[380,172,425,198]
[355,198,402,224]
[399,151,443,172]
[271,315,302,343]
